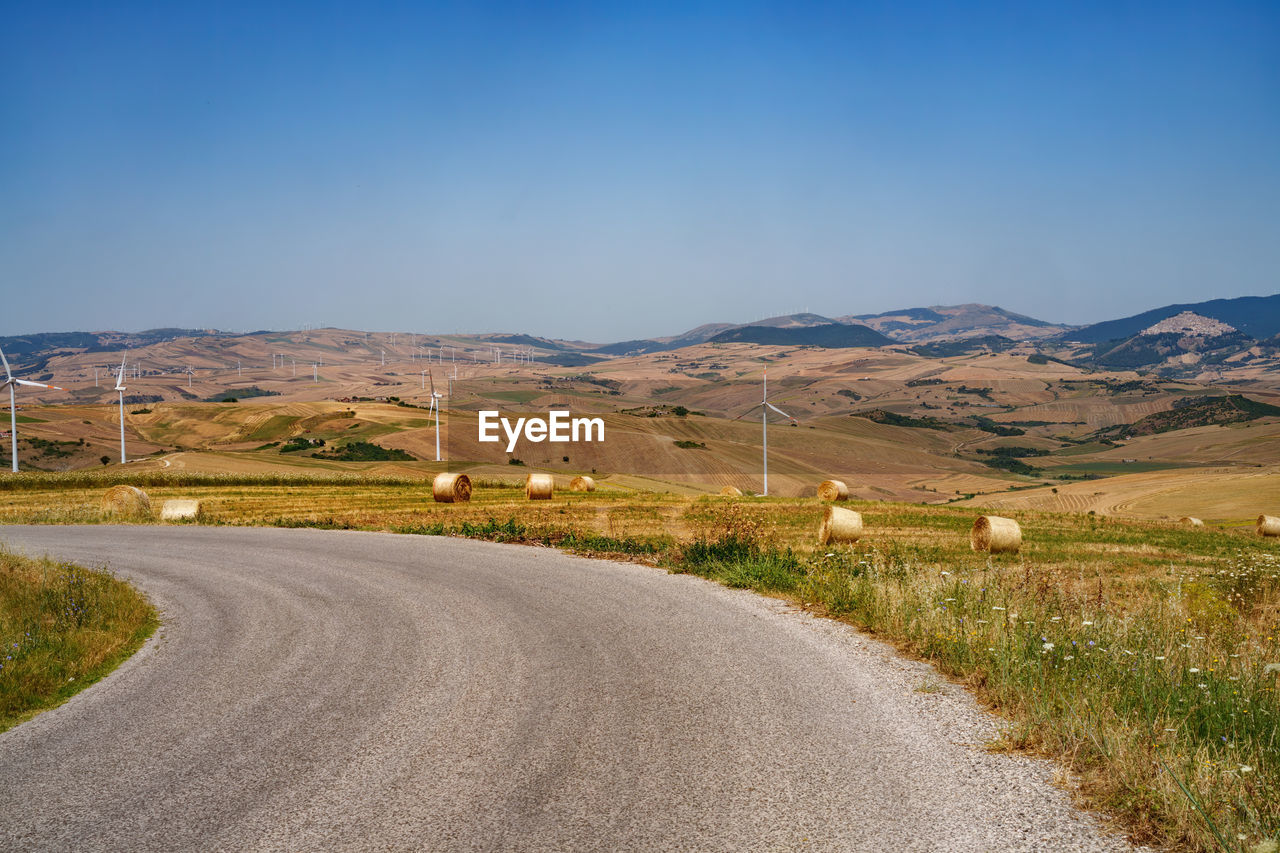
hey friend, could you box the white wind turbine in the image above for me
[113,352,129,464]
[427,368,443,462]
[734,368,796,496]
[1,346,63,473]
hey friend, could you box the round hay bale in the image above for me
[1257,514,1280,537]
[160,499,201,521]
[101,485,152,517]
[817,479,849,501]
[818,505,863,545]
[569,475,595,492]
[526,473,554,501]
[1179,516,1204,527]
[971,515,1021,554]
[432,472,472,503]
[719,486,743,497]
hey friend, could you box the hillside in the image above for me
[844,304,1066,342]
[706,323,894,348]
[1109,394,1280,437]
[1064,293,1280,343]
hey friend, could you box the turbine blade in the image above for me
[734,403,765,421]
[428,369,436,396]
[765,402,794,420]
[0,346,10,381]
[15,379,63,390]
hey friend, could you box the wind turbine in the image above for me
[1,346,63,473]
[427,368,443,462]
[734,368,796,496]
[114,352,129,463]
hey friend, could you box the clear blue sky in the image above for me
[2,1,1277,340]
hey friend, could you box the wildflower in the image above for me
[824,552,834,557]
[1155,656,1166,660]
[1042,642,1054,652]
[991,606,1005,611]
[1264,663,1280,675]
[1081,621,1093,626]
[1064,655,1074,661]
[1240,765,1253,774]
[1189,668,1200,673]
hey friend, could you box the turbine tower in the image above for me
[114,352,129,464]
[735,368,796,496]
[428,369,443,462]
[1,346,63,473]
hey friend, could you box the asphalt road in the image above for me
[0,526,1137,852]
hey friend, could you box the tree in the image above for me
[100,455,111,466]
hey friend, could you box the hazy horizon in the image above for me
[3,2,1277,340]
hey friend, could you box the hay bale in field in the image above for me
[719,486,743,497]
[433,472,472,503]
[526,473,554,501]
[1179,516,1204,527]
[818,505,863,545]
[817,479,849,501]
[160,499,201,520]
[569,475,595,492]
[1257,514,1280,537]
[971,515,1021,554]
[101,485,152,517]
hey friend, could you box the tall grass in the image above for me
[0,549,157,731]
[797,544,1280,852]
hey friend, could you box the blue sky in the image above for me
[1,1,1276,340]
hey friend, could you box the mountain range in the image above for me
[3,294,1278,376]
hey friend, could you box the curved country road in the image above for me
[0,526,1136,852]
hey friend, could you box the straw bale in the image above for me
[817,479,849,501]
[101,485,152,517]
[971,515,1021,553]
[433,472,472,503]
[526,473,554,500]
[818,505,863,545]
[160,499,201,520]
[569,476,595,492]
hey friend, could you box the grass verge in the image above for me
[0,548,157,732]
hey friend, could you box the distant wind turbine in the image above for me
[1,346,64,473]
[734,368,796,496]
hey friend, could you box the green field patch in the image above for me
[14,415,46,424]
[1050,460,1194,475]
[246,415,301,442]
[483,390,546,405]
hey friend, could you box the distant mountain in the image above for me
[1064,294,1280,343]
[1088,330,1252,370]
[483,333,571,351]
[707,323,894,348]
[590,313,844,355]
[844,304,1067,343]
[0,328,226,374]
